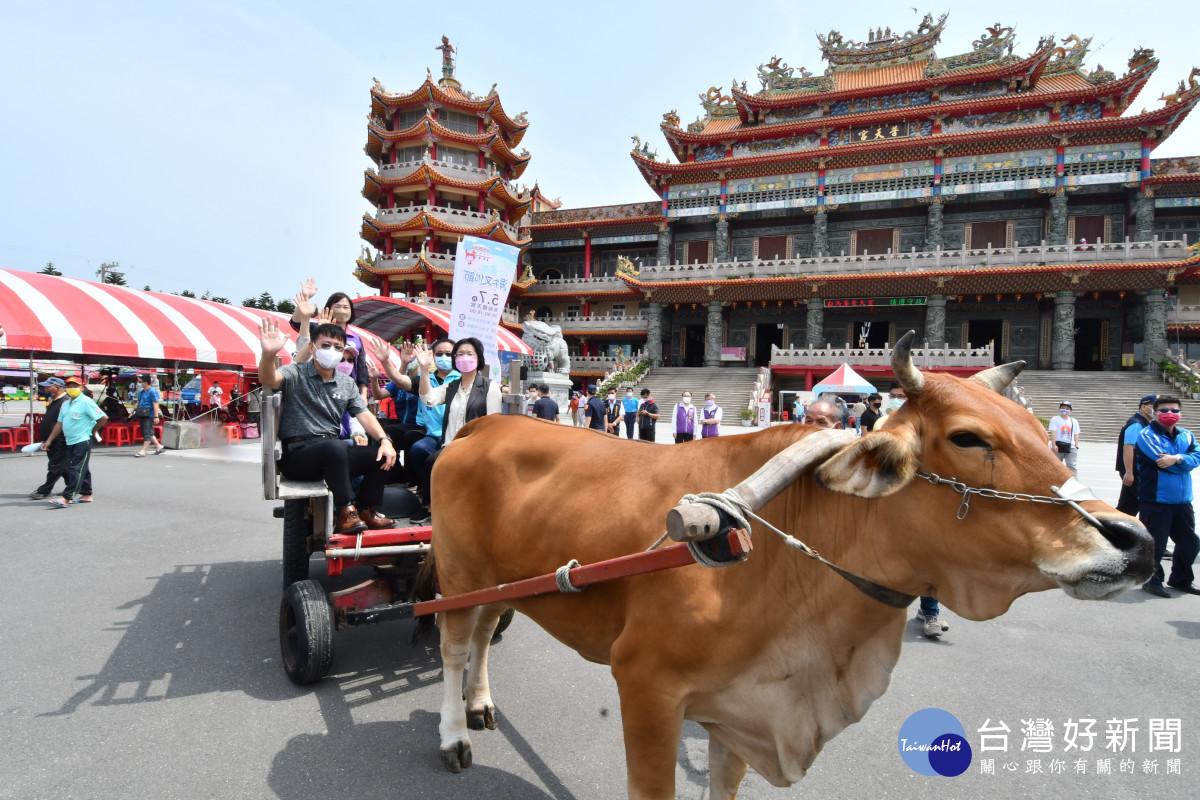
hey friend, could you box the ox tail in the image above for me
[410,543,438,643]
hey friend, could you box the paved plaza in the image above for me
[1,416,1198,799]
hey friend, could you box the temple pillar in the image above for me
[1048,193,1069,246]
[646,302,663,365]
[1052,291,1076,370]
[704,301,723,367]
[1143,290,1168,369]
[925,295,947,346]
[657,223,672,265]
[428,186,436,207]
[924,200,944,251]
[714,216,730,262]
[378,277,389,297]
[806,298,824,348]
[1135,190,1156,242]
[812,209,828,257]
[584,234,592,279]
[425,272,435,298]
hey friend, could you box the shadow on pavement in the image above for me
[268,712,564,800]
[40,560,439,716]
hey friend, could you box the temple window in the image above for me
[441,110,479,135]
[854,228,895,255]
[565,304,580,318]
[611,304,626,318]
[438,146,475,166]
[758,235,788,260]
[393,108,425,129]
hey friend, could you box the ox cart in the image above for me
[262,388,518,685]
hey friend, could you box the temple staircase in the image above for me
[1013,370,1200,443]
[635,367,761,416]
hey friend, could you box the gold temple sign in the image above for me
[835,121,926,144]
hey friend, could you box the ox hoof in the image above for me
[440,740,472,773]
[467,705,498,731]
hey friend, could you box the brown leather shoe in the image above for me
[334,505,368,534]
[358,507,396,530]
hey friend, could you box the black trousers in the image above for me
[36,438,69,495]
[623,416,637,439]
[1139,501,1200,587]
[674,432,694,443]
[1116,478,1139,517]
[638,425,655,442]
[62,440,93,500]
[280,438,387,509]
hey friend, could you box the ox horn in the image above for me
[891,330,924,396]
[971,361,1026,394]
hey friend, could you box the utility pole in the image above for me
[97,261,119,283]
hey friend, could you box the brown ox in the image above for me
[415,335,1153,799]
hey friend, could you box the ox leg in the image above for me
[437,608,477,772]
[616,678,685,800]
[708,733,748,800]
[464,604,503,731]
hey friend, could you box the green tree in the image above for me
[103,271,128,286]
[241,296,260,309]
[275,298,296,314]
[179,290,197,298]
[39,262,62,276]
[210,296,231,304]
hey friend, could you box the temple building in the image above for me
[518,16,1200,384]
[353,36,558,308]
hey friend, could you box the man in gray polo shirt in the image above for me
[259,319,398,534]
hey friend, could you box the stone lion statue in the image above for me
[522,317,570,373]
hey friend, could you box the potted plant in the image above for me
[739,408,755,427]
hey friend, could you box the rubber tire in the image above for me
[493,607,516,637]
[282,499,312,590]
[279,580,334,685]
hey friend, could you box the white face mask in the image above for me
[314,346,343,370]
[887,397,905,412]
[682,397,692,405]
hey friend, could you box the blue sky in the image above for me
[1,1,1195,304]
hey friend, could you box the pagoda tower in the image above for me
[354,36,549,298]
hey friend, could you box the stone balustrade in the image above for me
[372,251,456,270]
[378,159,509,188]
[520,275,630,294]
[570,354,645,374]
[771,342,995,368]
[396,293,520,325]
[540,315,648,331]
[633,238,1193,280]
[1172,305,1200,322]
[375,204,522,238]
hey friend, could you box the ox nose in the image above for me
[1095,514,1155,578]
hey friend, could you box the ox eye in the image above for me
[950,432,989,449]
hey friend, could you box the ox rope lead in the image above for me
[555,559,584,593]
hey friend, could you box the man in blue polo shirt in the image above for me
[620,387,640,439]
[1134,395,1200,597]
[41,374,108,507]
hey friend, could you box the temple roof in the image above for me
[361,212,530,249]
[370,77,529,146]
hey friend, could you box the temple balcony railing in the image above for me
[375,204,522,239]
[1171,305,1200,323]
[569,354,646,374]
[390,293,522,325]
[540,315,648,332]
[770,342,995,368]
[636,238,1193,280]
[370,251,456,271]
[376,159,518,194]
[520,275,630,294]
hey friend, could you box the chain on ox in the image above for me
[413,330,1153,799]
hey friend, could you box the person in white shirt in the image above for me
[208,381,224,409]
[1048,400,1080,474]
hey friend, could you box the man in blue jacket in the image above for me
[1134,395,1200,597]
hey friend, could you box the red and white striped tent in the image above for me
[351,295,533,355]
[0,269,404,371]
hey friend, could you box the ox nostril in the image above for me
[1097,516,1151,553]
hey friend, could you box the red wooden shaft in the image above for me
[413,531,748,617]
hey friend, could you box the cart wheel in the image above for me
[282,499,312,589]
[493,607,516,637]
[279,580,333,685]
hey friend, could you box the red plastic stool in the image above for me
[220,424,242,444]
[0,429,15,452]
[103,426,132,447]
[12,428,32,448]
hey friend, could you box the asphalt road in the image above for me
[1,431,1197,800]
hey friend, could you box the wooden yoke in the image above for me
[666,428,858,542]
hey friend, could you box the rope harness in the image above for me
[551,473,1105,609]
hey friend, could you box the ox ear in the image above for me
[815,424,920,498]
